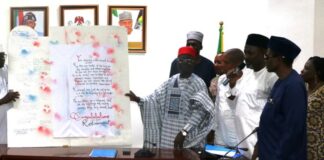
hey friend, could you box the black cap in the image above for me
[268,36,301,60]
[245,34,269,49]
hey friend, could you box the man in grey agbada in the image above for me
[126,46,215,149]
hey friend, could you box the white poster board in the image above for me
[7,26,131,147]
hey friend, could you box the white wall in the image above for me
[0,0,320,147]
[315,0,324,56]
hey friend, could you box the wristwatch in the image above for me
[225,88,238,99]
[225,90,232,98]
[181,129,188,137]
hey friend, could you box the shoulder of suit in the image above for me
[199,55,214,64]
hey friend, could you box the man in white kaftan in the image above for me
[234,66,277,158]
[214,48,245,147]
[234,34,278,158]
[126,46,216,148]
[0,64,10,144]
[0,52,20,144]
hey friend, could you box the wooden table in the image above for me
[0,145,200,160]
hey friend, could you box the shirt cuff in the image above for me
[183,124,193,132]
[137,98,144,106]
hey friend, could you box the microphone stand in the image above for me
[134,140,156,158]
[220,127,258,159]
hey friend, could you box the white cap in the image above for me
[119,11,132,21]
[23,12,37,24]
[187,31,203,42]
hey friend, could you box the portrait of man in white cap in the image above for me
[12,10,46,36]
[110,8,144,49]
[22,11,44,36]
[23,12,37,30]
[118,11,133,35]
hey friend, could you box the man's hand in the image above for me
[174,131,186,149]
[209,78,218,97]
[0,90,20,105]
[125,90,140,103]
[226,69,243,88]
[206,130,215,145]
[251,143,259,160]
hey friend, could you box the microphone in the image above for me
[222,63,246,86]
[226,146,248,152]
[220,127,259,159]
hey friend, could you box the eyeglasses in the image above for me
[178,58,195,65]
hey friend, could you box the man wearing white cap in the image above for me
[119,11,133,35]
[169,31,216,88]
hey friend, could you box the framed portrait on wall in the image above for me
[108,6,147,53]
[10,7,49,36]
[60,5,98,26]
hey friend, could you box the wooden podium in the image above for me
[0,145,200,160]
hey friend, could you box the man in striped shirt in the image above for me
[126,46,215,148]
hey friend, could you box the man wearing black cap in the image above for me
[253,36,307,160]
[228,34,278,159]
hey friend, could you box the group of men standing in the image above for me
[126,31,307,160]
